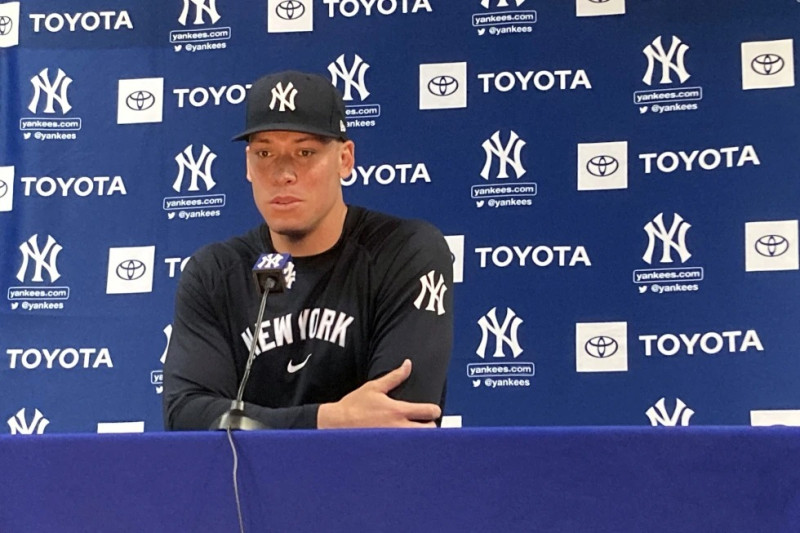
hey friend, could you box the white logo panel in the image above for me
[0,166,14,212]
[576,0,625,17]
[106,246,156,294]
[444,235,464,284]
[745,220,799,272]
[97,421,145,433]
[750,410,800,427]
[440,415,462,428]
[419,62,467,110]
[575,321,628,372]
[0,2,20,48]
[268,0,313,33]
[741,39,795,90]
[117,78,164,124]
[577,141,628,191]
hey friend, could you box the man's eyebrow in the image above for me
[292,135,330,143]
[249,135,329,144]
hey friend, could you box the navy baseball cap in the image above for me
[233,71,348,142]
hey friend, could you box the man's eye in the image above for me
[257,150,270,158]
[299,149,314,157]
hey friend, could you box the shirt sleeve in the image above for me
[366,220,454,409]
[162,255,319,430]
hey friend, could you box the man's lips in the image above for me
[270,196,301,206]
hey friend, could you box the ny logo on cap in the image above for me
[269,81,298,112]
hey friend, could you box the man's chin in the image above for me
[269,225,309,242]
[263,210,308,239]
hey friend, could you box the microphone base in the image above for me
[210,401,269,431]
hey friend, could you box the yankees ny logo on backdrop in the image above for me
[643,35,691,85]
[646,398,694,426]
[7,408,50,435]
[477,307,523,358]
[481,0,526,8]
[643,212,692,264]
[173,144,217,192]
[17,234,62,283]
[152,324,173,395]
[481,130,527,180]
[179,0,220,26]
[328,54,370,101]
[29,68,72,114]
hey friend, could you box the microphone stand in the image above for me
[210,278,276,431]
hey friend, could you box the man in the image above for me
[163,71,453,430]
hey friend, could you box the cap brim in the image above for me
[232,123,347,142]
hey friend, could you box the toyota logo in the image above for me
[0,16,12,36]
[126,91,156,111]
[276,0,305,20]
[751,54,784,76]
[116,259,147,281]
[428,75,459,97]
[755,235,789,257]
[585,336,619,358]
[586,155,619,177]
[0,181,7,199]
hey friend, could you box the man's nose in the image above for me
[272,155,297,184]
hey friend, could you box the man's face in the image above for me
[246,130,354,244]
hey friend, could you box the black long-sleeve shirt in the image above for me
[163,205,453,430]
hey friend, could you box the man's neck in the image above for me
[269,204,348,257]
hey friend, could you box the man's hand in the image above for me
[317,359,442,429]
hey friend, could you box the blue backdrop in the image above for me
[1,0,799,433]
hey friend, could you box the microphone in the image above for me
[252,252,291,294]
[210,253,292,431]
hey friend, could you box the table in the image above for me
[2,427,799,532]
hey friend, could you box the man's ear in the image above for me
[245,145,253,182]
[339,140,355,178]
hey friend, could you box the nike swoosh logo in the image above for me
[287,353,312,374]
